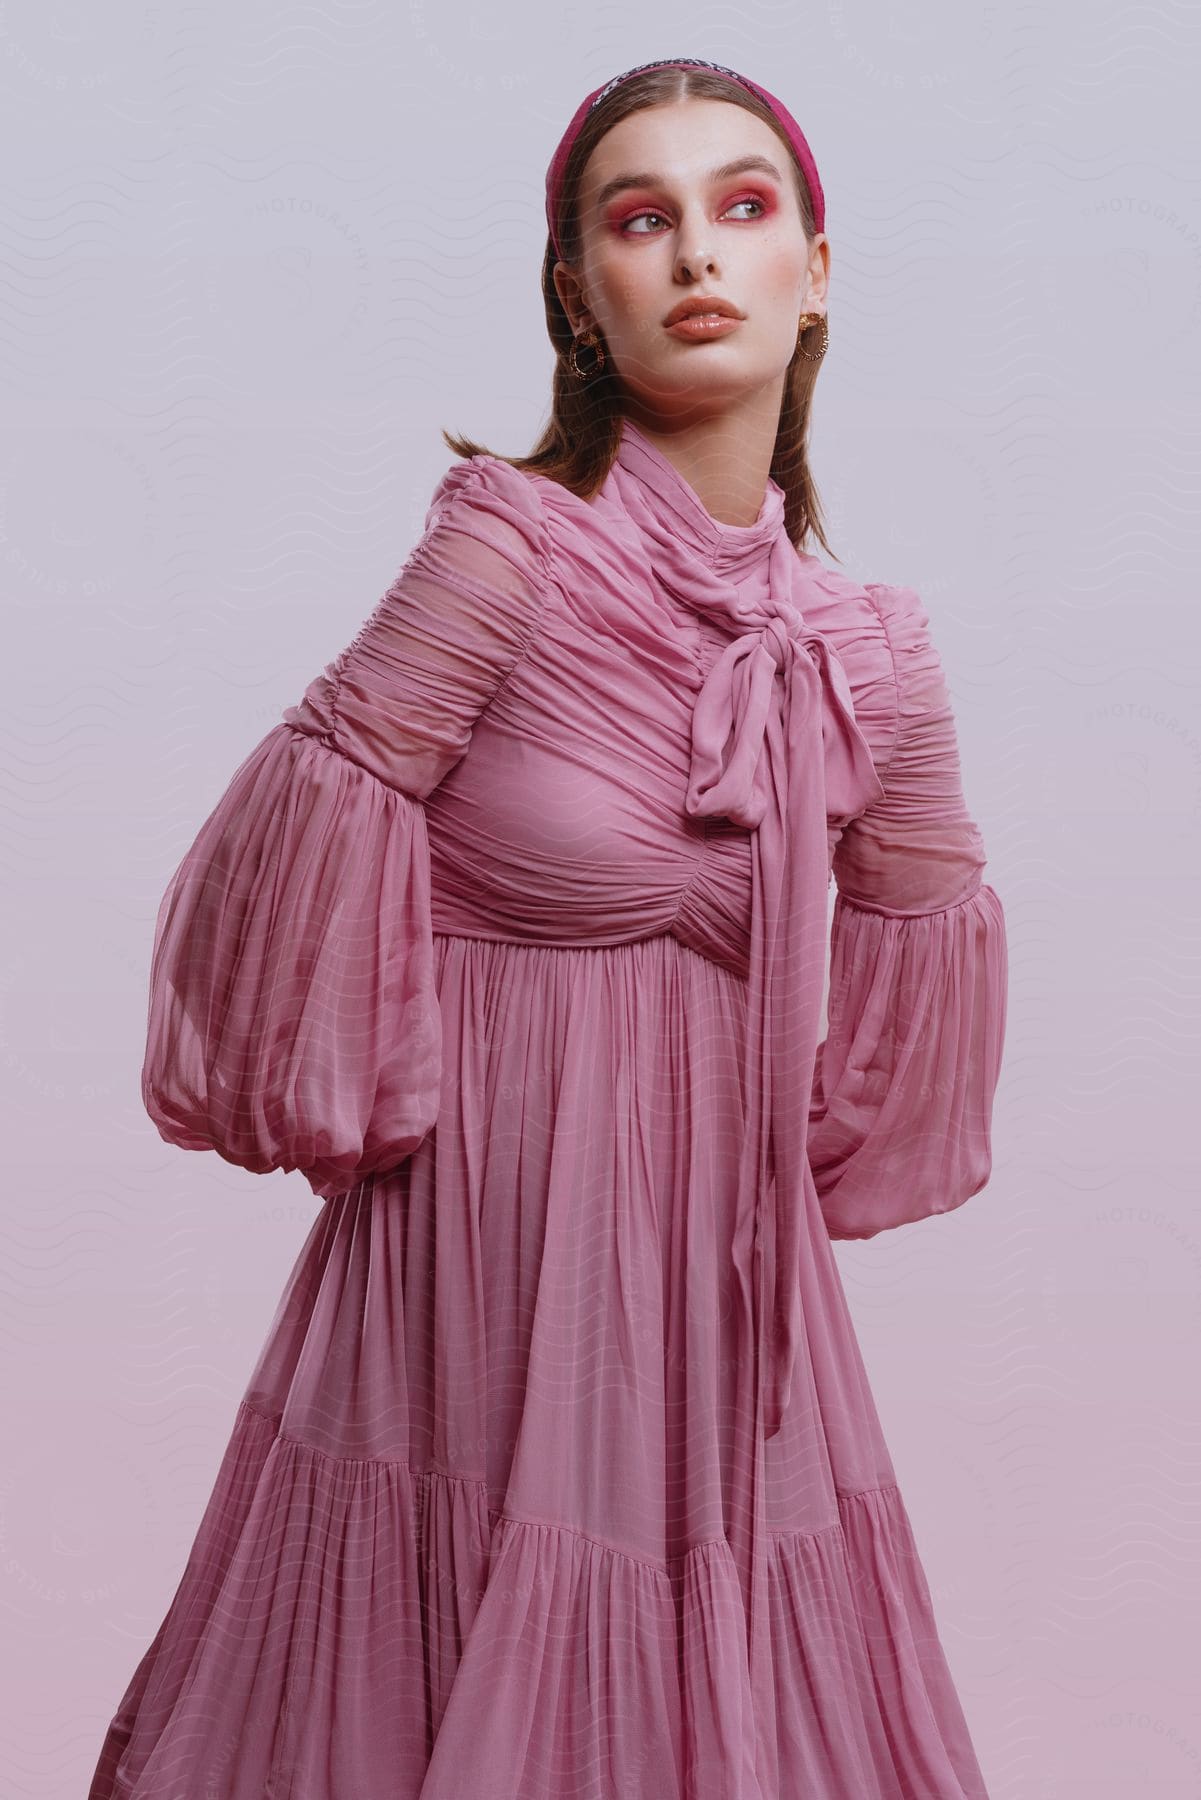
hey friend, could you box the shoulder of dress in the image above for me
[859,579,955,740]
[421,453,554,580]
[796,555,902,776]
[859,579,933,666]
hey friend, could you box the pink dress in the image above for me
[89,417,1007,1800]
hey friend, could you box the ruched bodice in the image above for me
[424,607,757,974]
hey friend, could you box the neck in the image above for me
[620,400,780,529]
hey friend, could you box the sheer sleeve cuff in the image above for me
[141,723,442,1199]
[807,881,1008,1240]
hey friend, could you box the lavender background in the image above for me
[3,3,1199,1795]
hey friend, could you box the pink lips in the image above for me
[664,313,743,340]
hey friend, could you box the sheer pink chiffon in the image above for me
[90,424,1006,1800]
[807,579,1008,1241]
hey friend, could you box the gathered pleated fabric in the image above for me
[90,417,1007,1800]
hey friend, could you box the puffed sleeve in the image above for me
[807,582,1008,1239]
[140,455,551,1201]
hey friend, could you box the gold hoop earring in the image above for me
[567,326,605,381]
[796,312,829,362]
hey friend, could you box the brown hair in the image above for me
[442,64,838,560]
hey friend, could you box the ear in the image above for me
[805,234,831,311]
[552,260,589,334]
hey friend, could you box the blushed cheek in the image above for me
[615,272,656,320]
[756,244,807,306]
[609,281,662,353]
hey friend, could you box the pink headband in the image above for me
[544,58,826,263]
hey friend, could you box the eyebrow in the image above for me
[590,154,786,214]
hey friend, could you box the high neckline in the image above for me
[612,416,787,577]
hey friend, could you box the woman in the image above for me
[89,58,1007,1800]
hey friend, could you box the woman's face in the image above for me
[554,96,829,423]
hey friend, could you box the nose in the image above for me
[674,225,720,283]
